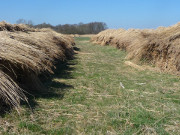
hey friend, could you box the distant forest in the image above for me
[16,19,108,34]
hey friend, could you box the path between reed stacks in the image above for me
[0,37,180,135]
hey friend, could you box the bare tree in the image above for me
[16,19,34,26]
[16,19,27,24]
[27,20,34,26]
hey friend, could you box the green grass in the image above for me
[0,37,180,134]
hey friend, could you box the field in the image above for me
[1,37,179,134]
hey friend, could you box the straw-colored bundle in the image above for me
[0,21,36,32]
[0,22,74,109]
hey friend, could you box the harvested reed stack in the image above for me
[91,23,180,74]
[0,22,75,109]
[0,21,37,32]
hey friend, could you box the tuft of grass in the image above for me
[19,122,44,132]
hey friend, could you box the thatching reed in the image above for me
[0,22,75,110]
[91,23,180,74]
[0,21,36,32]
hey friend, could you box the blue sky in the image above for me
[0,0,180,29]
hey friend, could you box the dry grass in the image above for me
[91,23,180,74]
[0,22,74,109]
[0,21,36,32]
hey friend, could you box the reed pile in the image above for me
[92,23,180,74]
[0,22,75,109]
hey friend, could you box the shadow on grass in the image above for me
[0,104,11,117]
[25,57,78,111]
[73,46,80,51]
[0,47,80,116]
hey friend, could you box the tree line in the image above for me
[16,19,107,34]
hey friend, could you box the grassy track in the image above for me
[0,37,180,134]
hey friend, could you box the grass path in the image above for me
[0,37,180,134]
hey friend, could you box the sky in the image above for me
[0,0,180,29]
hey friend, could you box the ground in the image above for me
[0,37,180,135]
